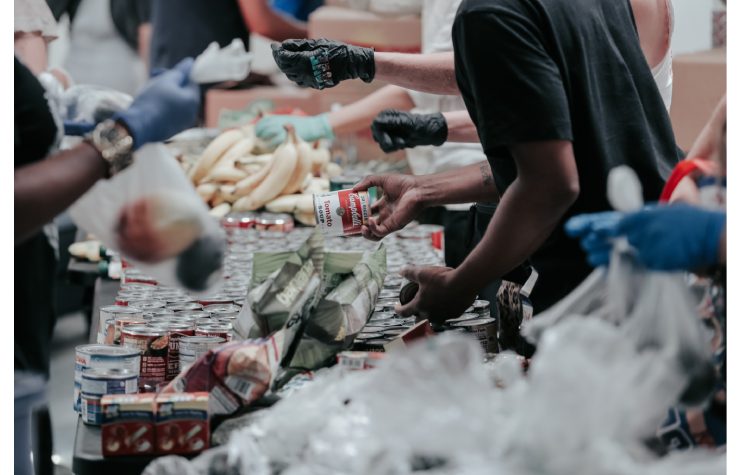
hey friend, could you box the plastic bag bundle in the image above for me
[69,144,226,293]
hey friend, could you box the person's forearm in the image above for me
[328,85,414,135]
[443,110,480,143]
[239,0,307,41]
[15,142,106,243]
[453,175,578,290]
[14,32,48,75]
[138,23,152,73]
[417,161,500,206]
[374,52,458,95]
[688,95,726,160]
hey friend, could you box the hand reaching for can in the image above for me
[395,265,477,325]
[352,174,425,241]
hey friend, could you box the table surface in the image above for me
[72,277,162,475]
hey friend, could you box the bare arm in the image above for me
[14,32,48,75]
[418,161,500,206]
[238,0,307,41]
[443,110,480,143]
[15,142,106,243]
[451,141,579,289]
[374,52,458,95]
[327,85,415,135]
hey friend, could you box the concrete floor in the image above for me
[48,312,89,471]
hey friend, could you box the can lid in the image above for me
[100,305,143,315]
[121,325,167,336]
[76,344,141,358]
[450,318,496,328]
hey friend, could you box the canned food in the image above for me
[112,315,149,345]
[122,273,158,286]
[126,300,166,311]
[175,311,212,319]
[375,298,399,311]
[81,393,103,426]
[313,189,371,236]
[196,295,234,306]
[451,318,498,354]
[445,313,481,325]
[167,302,203,312]
[179,336,225,368]
[115,292,152,306]
[255,213,294,232]
[148,322,196,380]
[355,332,384,341]
[121,325,169,392]
[98,306,144,344]
[143,308,175,319]
[368,311,395,322]
[221,212,259,229]
[195,323,232,342]
[81,368,138,396]
[74,345,140,413]
[382,328,406,337]
[202,304,241,319]
[120,283,157,292]
[472,300,491,319]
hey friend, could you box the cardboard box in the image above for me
[154,392,210,455]
[101,394,156,457]
[205,86,320,128]
[670,48,726,151]
[308,6,421,53]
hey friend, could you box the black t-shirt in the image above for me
[452,0,679,312]
[149,0,251,71]
[15,57,58,167]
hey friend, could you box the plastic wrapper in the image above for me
[69,144,226,293]
[239,231,386,371]
[190,39,253,84]
[163,233,324,415]
[62,84,133,124]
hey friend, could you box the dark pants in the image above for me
[15,232,57,475]
[416,206,471,269]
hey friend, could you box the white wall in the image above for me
[671,0,715,54]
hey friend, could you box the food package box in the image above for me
[101,394,156,457]
[205,86,321,128]
[154,392,210,455]
[383,320,435,353]
[308,6,421,53]
[337,351,385,370]
[670,48,726,152]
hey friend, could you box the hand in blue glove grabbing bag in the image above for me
[115,58,201,149]
[566,205,726,271]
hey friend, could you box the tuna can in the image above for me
[167,302,203,312]
[255,213,295,232]
[313,190,371,236]
[81,368,138,397]
[195,323,233,342]
[175,311,212,320]
[203,304,241,320]
[74,345,140,413]
[196,295,234,306]
[179,336,225,369]
[98,306,144,344]
[122,272,158,286]
[127,300,166,311]
[382,328,406,337]
[369,311,395,323]
[148,322,195,380]
[121,325,169,392]
[355,332,384,341]
[445,313,481,325]
[451,318,498,354]
[115,292,152,306]
[472,300,491,319]
[378,289,398,300]
[81,393,103,426]
[143,308,175,319]
[120,283,156,292]
[375,298,399,311]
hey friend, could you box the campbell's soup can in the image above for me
[148,322,196,380]
[313,190,371,236]
[74,345,140,412]
[195,323,233,342]
[203,304,241,320]
[121,325,169,392]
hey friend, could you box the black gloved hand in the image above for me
[371,110,448,153]
[271,39,375,90]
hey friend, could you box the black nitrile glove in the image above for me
[371,110,448,153]
[271,39,375,90]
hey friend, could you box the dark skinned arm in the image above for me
[397,140,580,321]
[15,142,106,243]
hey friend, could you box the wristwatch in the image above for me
[85,119,134,178]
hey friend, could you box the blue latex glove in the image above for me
[564,211,623,267]
[114,58,200,150]
[566,205,726,271]
[63,120,96,136]
[255,114,334,148]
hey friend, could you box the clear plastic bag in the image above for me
[69,144,225,293]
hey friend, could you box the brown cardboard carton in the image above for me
[204,86,320,128]
[670,48,726,151]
